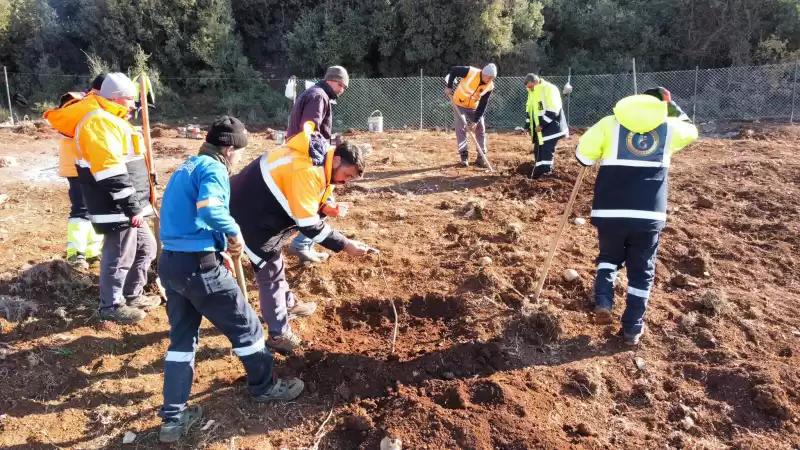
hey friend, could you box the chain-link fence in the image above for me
[331,63,800,131]
[3,63,799,129]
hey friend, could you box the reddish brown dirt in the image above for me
[1,124,799,449]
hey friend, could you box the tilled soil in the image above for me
[0,124,799,449]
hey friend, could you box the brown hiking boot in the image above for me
[126,295,161,311]
[287,300,317,321]
[100,305,146,324]
[594,307,613,325]
[266,329,303,355]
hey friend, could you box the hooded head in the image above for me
[613,95,668,133]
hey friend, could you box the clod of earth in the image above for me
[699,289,729,316]
[340,405,374,431]
[576,422,595,437]
[506,222,522,241]
[697,196,715,209]
[463,199,485,220]
[394,208,408,219]
[634,357,646,371]
[478,256,492,266]
[566,368,601,397]
[680,416,695,430]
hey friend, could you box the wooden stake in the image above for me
[527,166,588,308]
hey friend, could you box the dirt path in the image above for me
[0,125,798,449]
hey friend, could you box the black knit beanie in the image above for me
[206,116,248,149]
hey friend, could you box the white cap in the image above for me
[482,63,498,77]
[99,72,137,100]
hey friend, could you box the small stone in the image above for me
[53,307,67,319]
[478,257,492,266]
[572,217,586,226]
[671,274,688,287]
[634,357,646,371]
[394,208,408,220]
[380,437,403,450]
[442,371,455,380]
[0,194,8,206]
[563,269,579,282]
[122,431,136,444]
[307,382,318,393]
[0,156,18,168]
[0,348,9,360]
[201,419,216,431]
[681,416,695,430]
[125,399,133,406]
[576,422,594,437]
[697,196,714,209]
[239,428,245,433]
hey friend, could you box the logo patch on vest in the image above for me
[626,131,660,157]
[538,101,544,111]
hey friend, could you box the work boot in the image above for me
[252,377,305,403]
[594,307,613,325]
[286,246,330,264]
[126,295,161,311]
[459,158,469,168]
[67,254,89,270]
[474,157,488,168]
[288,300,317,321]
[622,326,646,346]
[159,404,203,443]
[266,329,303,355]
[100,305,146,324]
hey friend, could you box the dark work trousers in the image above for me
[67,176,89,219]
[157,250,275,422]
[532,138,559,178]
[593,227,661,335]
[255,251,296,338]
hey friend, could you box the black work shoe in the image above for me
[159,404,203,443]
[474,157,488,168]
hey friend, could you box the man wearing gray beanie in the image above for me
[285,65,351,265]
[445,63,497,167]
[44,72,159,323]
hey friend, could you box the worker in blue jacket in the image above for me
[155,117,304,443]
[575,89,698,346]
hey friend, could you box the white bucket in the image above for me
[367,110,383,133]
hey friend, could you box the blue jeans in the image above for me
[290,233,314,250]
[157,250,275,422]
[593,227,661,335]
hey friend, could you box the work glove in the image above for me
[226,234,244,258]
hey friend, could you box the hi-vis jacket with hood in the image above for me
[56,92,85,178]
[44,94,153,234]
[575,95,698,231]
[230,122,347,268]
[525,79,569,145]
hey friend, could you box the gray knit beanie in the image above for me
[324,66,350,87]
[99,73,137,100]
[482,63,498,77]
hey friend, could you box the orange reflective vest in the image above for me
[453,67,494,110]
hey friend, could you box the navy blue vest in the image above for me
[591,121,672,231]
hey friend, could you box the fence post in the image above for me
[692,66,699,123]
[420,69,423,130]
[632,58,638,94]
[3,67,13,126]
[791,60,799,124]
